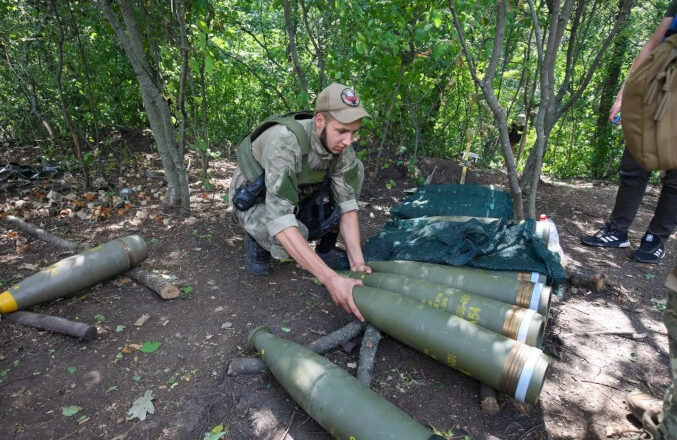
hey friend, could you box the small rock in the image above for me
[47,190,63,201]
[183,216,198,225]
[93,177,107,189]
[145,170,165,179]
[134,314,150,327]
[221,322,233,329]
[52,182,70,192]
[346,362,357,369]
[136,209,150,220]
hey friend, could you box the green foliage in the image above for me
[0,0,665,182]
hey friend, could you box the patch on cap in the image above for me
[341,88,360,107]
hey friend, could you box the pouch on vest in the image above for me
[232,174,265,211]
[296,176,341,241]
[622,33,677,170]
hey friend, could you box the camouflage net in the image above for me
[362,185,565,284]
[390,184,514,220]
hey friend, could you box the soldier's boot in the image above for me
[315,233,349,270]
[245,234,270,276]
[628,391,663,439]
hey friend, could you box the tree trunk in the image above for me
[175,0,189,162]
[98,0,190,212]
[523,0,633,218]
[374,66,403,178]
[299,0,327,87]
[2,47,55,139]
[283,0,309,95]
[51,0,92,190]
[451,0,524,220]
[67,0,100,144]
[591,15,629,178]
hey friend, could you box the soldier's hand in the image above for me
[609,96,623,123]
[352,263,372,274]
[325,275,365,321]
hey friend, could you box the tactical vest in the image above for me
[235,111,331,186]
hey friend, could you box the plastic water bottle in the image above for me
[539,214,564,260]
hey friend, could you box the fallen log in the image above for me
[306,320,367,353]
[566,266,605,293]
[126,267,179,300]
[4,311,96,340]
[356,324,382,387]
[228,320,367,376]
[2,215,83,252]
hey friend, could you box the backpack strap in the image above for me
[236,111,314,182]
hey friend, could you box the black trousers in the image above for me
[608,147,677,242]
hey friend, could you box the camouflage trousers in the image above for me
[230,161,364,261]
[661,260,677,438]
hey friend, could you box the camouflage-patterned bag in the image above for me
[622,33,677,171]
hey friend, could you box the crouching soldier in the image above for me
[228,83,372,320]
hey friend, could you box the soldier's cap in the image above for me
[315,83,371,124]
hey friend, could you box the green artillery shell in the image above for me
[0,235,148,314]
[467,267,548,285]
[425,215,552,245]
[368,260,551,316]
[347,272,545,347]
[248,326,444,440]
[410,216,551,285]
[352,286,550,404]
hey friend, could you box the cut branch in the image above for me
[4,311,97,340]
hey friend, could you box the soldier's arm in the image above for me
[260,129,304,238]
[276,227,365,321]
[340,210,371,273]
[328,146,369,271]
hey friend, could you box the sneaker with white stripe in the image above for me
[581,224,630,248]
[632,233,665,264]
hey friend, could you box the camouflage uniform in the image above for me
[661,259,677,438]
[229,117,363,260]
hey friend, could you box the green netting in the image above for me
[390,184,514,220]
[362,217,566,284]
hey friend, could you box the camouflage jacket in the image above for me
[230,118,360,237]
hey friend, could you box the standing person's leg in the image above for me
[582,147,650,247]
[608,148,652,232]
[647,168,677,242]
[633,168,677,263]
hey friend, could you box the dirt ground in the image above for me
[0,141,674,440]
